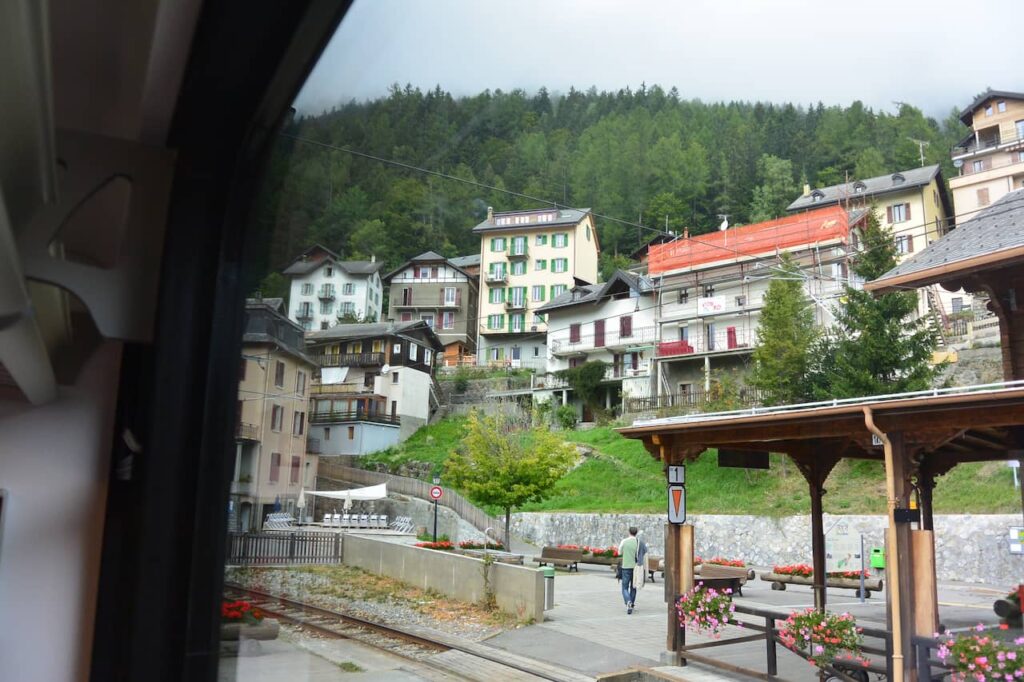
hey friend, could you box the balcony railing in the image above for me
[317,287,335,300]
[549,325,658,354]
[296,308,314,321]
[317,352,386,368]
[623,387,768,414]
[485,271,508,284]
[504,298,527,310]
[236,422,259,441]
[657,328,753,357]
[953,128,1024,156]
[310,382,375,395]
[309,411,400,426]
[605,362,651,380]
[306,437,321,454]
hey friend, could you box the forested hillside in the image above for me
[252,84,969,292]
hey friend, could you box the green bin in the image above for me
[870,547,885,569]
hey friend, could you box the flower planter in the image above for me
[582,555,618,566]
[696,564,756,581]
[761,572,883,596]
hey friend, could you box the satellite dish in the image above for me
[953,159,964,168]
[381,364,391,374]
[719,218,729,231]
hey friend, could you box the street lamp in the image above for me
[432,475,441,542]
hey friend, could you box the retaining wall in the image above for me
[511,512,1024,585]
[343,535,544,623]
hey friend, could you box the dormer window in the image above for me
[853,182,866,194]
[891,173,905,186]
[324,266,333,277]
[811,190,825,202]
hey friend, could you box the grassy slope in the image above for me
[358,418,1022,516]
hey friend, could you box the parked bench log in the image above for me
[696,563,754,596]
[532,547,584,572]
[760,572,883,596]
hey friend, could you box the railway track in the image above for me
[223,583,594,682]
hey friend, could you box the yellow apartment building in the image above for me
[950,90,1024,222]
[472,206,600,368]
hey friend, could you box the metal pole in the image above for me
[859,534,866,604]
[433,498,438,542]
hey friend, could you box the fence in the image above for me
[225,531,343,565]
[316,461,506,538]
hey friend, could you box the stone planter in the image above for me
[761,572,883,596]
[220,618,281,642]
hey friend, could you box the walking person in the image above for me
[618,526,641,614]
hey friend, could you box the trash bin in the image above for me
[542,566,555,610]
[870,547,885,570]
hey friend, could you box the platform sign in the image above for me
[826,523,862,572]
[668,465,685,485]
[668,485,686,524]
[429,486,443,500]
[1009,527,1024,555]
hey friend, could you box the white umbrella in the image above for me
[343,490,352,512]
[297,488,306,510]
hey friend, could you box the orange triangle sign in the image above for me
[671,488,682,514]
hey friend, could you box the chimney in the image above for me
[683,228,689,239]
[802,184,811,197]
[487,206,494,223]
[371,254,376,263]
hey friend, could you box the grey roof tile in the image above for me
[787,165,942,212]
[472,207,591,233]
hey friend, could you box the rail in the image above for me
[310,382,374,395]
[550,325,658,353]
[317,352,386,368]
[657,328,753,357]
[633,380,1024,427]
[309,411,400,426]
[316,462,506,538]
[953,127,1024,156]
[624,387,767,414]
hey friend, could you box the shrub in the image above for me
[221,599,265,624]
[676,583,735,638]
[777,608,864,668]
[454,370,470,394]
[555,405,577,430]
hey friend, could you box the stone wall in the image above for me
[512,512,1024,585]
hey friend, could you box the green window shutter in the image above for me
[490,238,495,252]
[540,286,546,301]
[499,287,505,303]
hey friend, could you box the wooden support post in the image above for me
[889,431,917,682]
[666,523,679,653]
[912,530,939,639]
[677,525,694,661]
[809,479,827,612]
[918,466,935,532]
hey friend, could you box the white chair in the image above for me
[322,513,332,526]
[378,515,388,529]
[331,512,341,527]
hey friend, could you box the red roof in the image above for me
[647,206,852,275]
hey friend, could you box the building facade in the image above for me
[648,206,865,405]
[304,321,443,453]
[233,299,318,531]
[473,206,600,369]
[949,90,1024,221]
[383,251,478,366]
[787,164,965,332]
[536,271,657,419]
[283,244,385,330]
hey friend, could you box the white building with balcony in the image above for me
[282,244,385,330]
[648,206,868,407]
[535,271,656,419]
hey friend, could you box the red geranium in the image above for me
[221,599,264,624]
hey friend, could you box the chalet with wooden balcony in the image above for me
[304,320,443,454]
[383,250,478,367]
[535,270,656,420]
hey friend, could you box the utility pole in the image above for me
[909,138,929,167]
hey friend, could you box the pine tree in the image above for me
[750,254,818,405]
[812,210,938,398]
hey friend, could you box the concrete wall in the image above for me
[512,512,1024,585]
[342,534,544,622]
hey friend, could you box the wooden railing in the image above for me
[316,462,506,538]
[317,352,385,368]
[225,531,342,566]
[309,411,400,426]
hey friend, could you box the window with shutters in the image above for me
[442,312,455,329]
[569,323,581,343]
[420,314,434,329]
[301,283,313,295]
[551,284,567,298]
[895,235,914,254]
[271,405,284,431]
[319,300,332,314]
[535,259,546,271]
[511,260,526,275]
[887,203,909,223]
[552,258,568,272]
[343,283,355,295]
[620,314,633,338]
[290,456,300,483]
[531,285,545,302]
[973,159,986,173]
[490,237,506,252]
[488,314,504,330]
[489,287,505,304]
[977,188,990,207]
[293,411,305,435]
[274,361,285,387]
[348,341,362,353]
[553,233,568,248]
[510,314,525,333]
[594,319,605,347]
[443,287,457,305]
[270,453,281,482]
[535,234,548,246]
[296,370,306,395]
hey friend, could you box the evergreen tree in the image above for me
[813,210,938,398]
[750,254,818,405]
[749,155,798,222]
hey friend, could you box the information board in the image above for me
[825,522,863,573]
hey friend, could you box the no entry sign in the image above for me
[429,486,443,500]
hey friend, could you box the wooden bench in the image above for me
[646,555,664,582]
[532,547,584,572]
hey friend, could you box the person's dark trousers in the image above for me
[620,567,636,608]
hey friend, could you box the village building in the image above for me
[382,251,478,367]
[648,206,867,405]
[473,206,600,369]
[949,89,1024,221]
[535,270,657,420]
[233,298,318,531]
[282,244,385,330]
[304,321,443,453]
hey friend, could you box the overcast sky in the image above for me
[296,0,1022,119]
